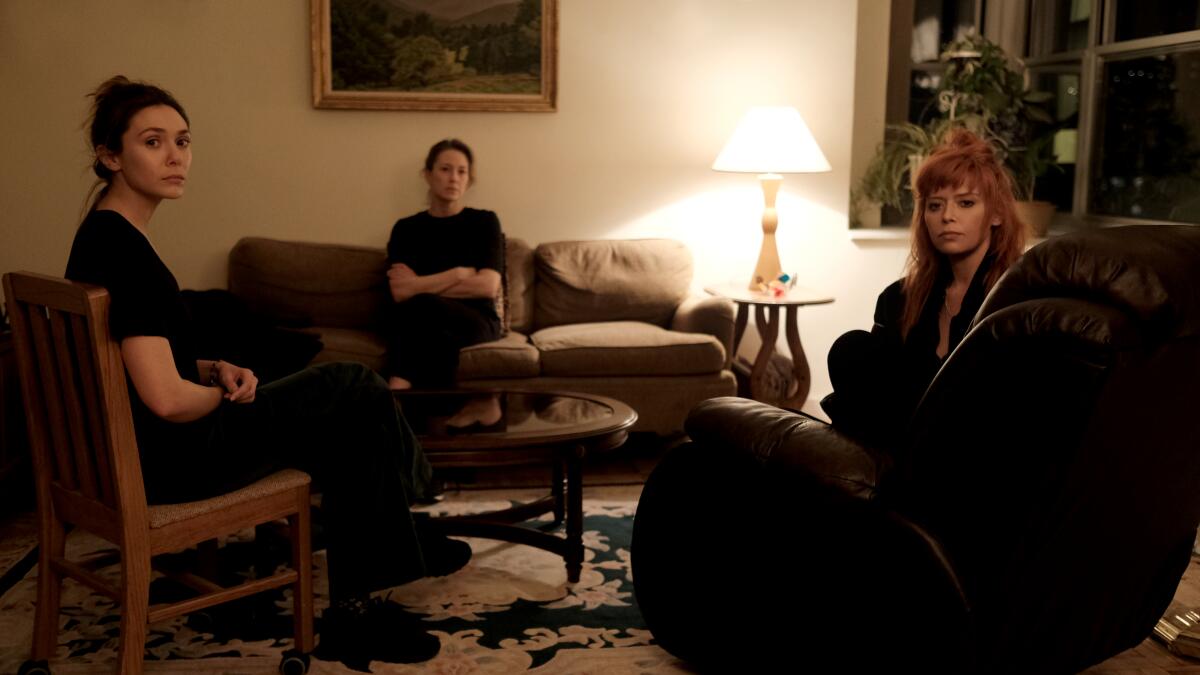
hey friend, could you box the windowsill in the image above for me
[848,227,910,241]
[848,210,1173,244]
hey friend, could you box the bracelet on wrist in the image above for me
[208,361,221,387]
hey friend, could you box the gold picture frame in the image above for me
[311,0,558,112]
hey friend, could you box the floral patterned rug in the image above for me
[0,486,691,674]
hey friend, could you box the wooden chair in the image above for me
[2,272,314,675]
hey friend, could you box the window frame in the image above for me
[872,0,1200,228]
[1079,28,1200,224]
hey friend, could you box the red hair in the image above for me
[900,128,1027,338]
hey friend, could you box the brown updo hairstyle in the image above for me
[899,127,1027,339]
[83,75,189,211]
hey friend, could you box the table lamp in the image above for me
[712,106,831,290]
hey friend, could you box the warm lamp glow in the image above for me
[713,107,831,174]
[713,106,831,290]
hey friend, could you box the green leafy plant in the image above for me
[852,33,1057,227]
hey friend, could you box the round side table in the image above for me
[705,283,834,409]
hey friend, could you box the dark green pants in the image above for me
[162,362,434,600]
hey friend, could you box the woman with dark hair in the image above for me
[823,128,1027,450]
[63,76,460,669]
[385,138,504,390]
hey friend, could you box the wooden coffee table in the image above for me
[393,389,637,583]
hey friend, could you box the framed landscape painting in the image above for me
[311,0,558,112]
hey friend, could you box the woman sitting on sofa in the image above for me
[822,128,1027,450]
[64,75,464,670]
[385,139,505,390]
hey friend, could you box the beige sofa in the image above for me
[227,236,738,434]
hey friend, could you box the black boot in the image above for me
[316,595,440,671]
[414,513,472,577]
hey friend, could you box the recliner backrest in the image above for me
[890,225,1200,674]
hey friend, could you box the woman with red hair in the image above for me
[823,128,1027,449]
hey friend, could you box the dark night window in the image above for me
[1114,0,1200,42]
[1089,49,1200,221]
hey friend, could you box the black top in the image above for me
[65,209,210,468]
[386,207,504,315]
[823,255,996,451]
[872,254,997,412]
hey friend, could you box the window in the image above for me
[878,0,1200,227]
[1089,47,1200,221]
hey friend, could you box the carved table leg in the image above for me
[730,302,749,368]
[781,304,811,409]
[564,444,585,583]
[750,305,780,403]
[551,459,565,525]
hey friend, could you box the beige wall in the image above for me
[0,0,910,406]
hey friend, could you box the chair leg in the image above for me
[116,548,151,675]
[196,538,219,582]
[290,491,314,653]
[30,517,65,662]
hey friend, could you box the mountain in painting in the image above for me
[386,0,517,23]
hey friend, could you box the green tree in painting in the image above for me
[330,0,397,89]
[391,35,472,89]
[332,0,544,93]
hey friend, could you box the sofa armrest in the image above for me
[670,293,734,362]
[684,396,889,501]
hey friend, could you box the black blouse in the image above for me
[873,254,997,413]
[64,210,211,472]
[824,254,996,451]
[386,207,504,316]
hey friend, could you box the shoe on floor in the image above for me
[315,596,439,671]
[414,517,472,577]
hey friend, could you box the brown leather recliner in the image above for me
[631,225,1200,674]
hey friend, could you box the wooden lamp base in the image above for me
[749,173,784,290]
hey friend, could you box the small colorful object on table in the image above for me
[756,272,797,297]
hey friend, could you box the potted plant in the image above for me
[853,33,1058,233]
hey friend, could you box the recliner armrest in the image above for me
[670,294,734,361]
[685,396,888,501]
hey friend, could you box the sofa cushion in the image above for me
[533,239,692,330]
[505,238,536,334]
[301,327,387,372]
[229,238,390,330]
[531,321,726,377]
[458,331,540,380]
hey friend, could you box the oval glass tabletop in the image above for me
[393,390,637,448]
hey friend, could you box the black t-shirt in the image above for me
[872,254,996,419]
[386,207,504,315]
[64,209,210,471]
[825,255,996,451]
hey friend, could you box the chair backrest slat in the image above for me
[27,304,78,491]
[6,297,54,496]
[49,309,100,500]
[3,272,144,517]
[71,312,116,508]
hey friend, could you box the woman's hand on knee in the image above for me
[215,361,258,403]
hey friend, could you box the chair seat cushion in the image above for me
[531,321,726,376]
[458,331,540,379]
[148,469,311,529]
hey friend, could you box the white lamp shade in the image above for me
[712,106,832,174]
